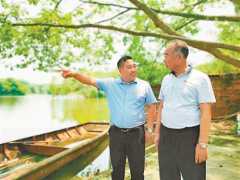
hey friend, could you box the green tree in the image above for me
[0,0,240,71]
[0,78,30,95]
[197,60,240,75]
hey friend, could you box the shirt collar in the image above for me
[117,78,138,84]
[171,65,192,77]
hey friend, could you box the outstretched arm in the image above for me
[61,70,97,88]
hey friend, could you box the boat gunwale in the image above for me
[0,122,109,145]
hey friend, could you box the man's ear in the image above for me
[118,67,123,74]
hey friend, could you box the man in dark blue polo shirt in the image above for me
[61,56,157,180]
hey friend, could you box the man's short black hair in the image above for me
[117,55,133,69]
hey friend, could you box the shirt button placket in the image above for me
[123,87,128,127]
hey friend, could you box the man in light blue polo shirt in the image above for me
[154,40,216,180]
[61,56,156,180]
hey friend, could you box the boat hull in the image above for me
[0,122,109,180]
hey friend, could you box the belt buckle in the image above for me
[121,128,129,133]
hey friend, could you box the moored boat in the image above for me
[0,122,109,180]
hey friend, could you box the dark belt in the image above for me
[111,125,145,144]
[111,125,144,133]
[161,124,199,133]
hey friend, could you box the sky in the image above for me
[0,0,235,84]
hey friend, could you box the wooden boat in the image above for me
[0,122,109,180]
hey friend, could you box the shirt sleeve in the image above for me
[158,78,165,101]
[145,82,157,105]
[197,75,216,103]
[96,78,112,92]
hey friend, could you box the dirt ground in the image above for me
[79,119,240,180]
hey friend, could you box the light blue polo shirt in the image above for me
[96,78,157,128]
[159,66,216,129]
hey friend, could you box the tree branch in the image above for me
[95,9,131,24]
[181,0,206,11]
[209,48,240,68]
[191,0,206,8]
[79,0,240,22]
[154,9,240,22]
[130,0,240,50]
[11,22,240,51]
[174,19,196,31]
[54,0,63,10]
[79,0,133,9]
[10,22,240,67]
[130,0,240,68]
[129,0,178,35]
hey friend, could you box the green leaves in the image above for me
[27,0,40,5]
[125,36,169,85]
[218,22,240,45]
[0,0,239,72]
[0,23,15,58]
[0,78,31,96]
[197,60,240,75]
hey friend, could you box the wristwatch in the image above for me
[199,143,208,149]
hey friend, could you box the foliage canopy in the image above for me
[0,0,240,74]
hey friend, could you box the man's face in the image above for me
[163,46,179,71]
[119,59,137,82]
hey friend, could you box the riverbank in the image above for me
[80,119,240,180]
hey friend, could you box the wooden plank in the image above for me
[19,144,67,156]
[67,129,79,138]
[56,131,70,141]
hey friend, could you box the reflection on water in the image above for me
[0,95,110,178]
[51,95,109,123]
[0,95,109,143]
[0,96,23,107]
[44,140,110,180]
[79,147,110,177]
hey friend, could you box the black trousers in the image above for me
[158,124,206,180]
[109,125,145,180]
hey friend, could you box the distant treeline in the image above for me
[49,77,105,98]
[0,78,104,98]
[0,78,49,96]
[2,60,238,96]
